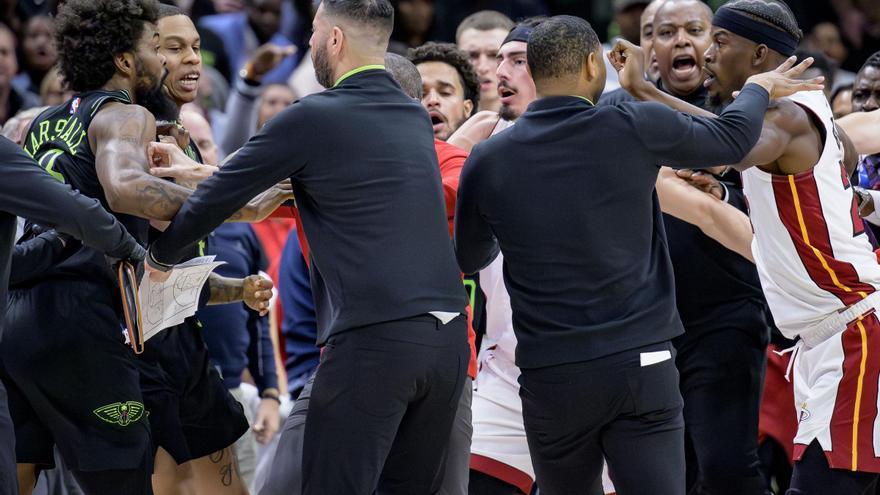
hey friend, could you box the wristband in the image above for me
[146,248,173,272]
[261,392,281,404]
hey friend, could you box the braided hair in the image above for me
[723,0,803,42]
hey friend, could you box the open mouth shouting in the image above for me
[428,109,446,136]
[671,53,699,80]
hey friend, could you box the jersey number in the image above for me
[37,149,66,183]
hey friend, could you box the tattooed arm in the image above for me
[90,103,193,221]
[92,104,293,223]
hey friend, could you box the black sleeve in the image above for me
[151,102,308,266]
[622,84,770,169]
[0,137,142,260]
[725,184,749,214]
[454,146,500,275]
[10,231,66,284]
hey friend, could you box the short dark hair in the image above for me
[158,3,185,18]
[455,10,514,42]
[385,52,422,99]
[722,0,803,43]
[322,0,394,38]
[859,50,880,74]
[410,42,480,114]
[56,0,160,92]
[527,15,600,80]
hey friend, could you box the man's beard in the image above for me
[313,45,334,89]
[136,67,178,121]
[499,104,518,121]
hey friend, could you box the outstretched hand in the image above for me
[738,56,824,100]
[247,44,297,81]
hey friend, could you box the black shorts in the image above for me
[0,279,151,472]
[136,318,248,464]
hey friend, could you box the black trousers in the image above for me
[520,341,685,495]
[787,441,878,494]
[0,382,16,495]
[300,315,468,495]
[674,327,769,495]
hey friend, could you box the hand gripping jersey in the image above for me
[20,90,148,285]
[742,90,880,340]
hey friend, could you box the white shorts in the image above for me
[792,310,880,473]
[470,354,535,493]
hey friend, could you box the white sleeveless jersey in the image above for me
[742,90,880,339]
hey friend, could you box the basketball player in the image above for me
[611,0,879,491]
[147,7,280,495]
[1,1,275,493]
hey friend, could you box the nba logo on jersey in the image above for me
[70,97,80,115]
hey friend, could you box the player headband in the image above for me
[712,6,799,57]
[503,25,533,45]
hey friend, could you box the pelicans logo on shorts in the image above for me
[93,401,145,426]
[798,402,811,424]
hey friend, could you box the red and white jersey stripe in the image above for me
[742,90,880,340]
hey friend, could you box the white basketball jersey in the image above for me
[742,90,880,339]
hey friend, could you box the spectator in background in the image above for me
[218,43,296,156]
[431,0,548,42]
[199,0,299,85]
[390,0,435,52]
[852,52,880,197]
[0,23,38,126]
[639,0,664,83]
[1,106,46,146]
[598,0,662,104]
[831,0,880,71]
[39,66,72,106]
[803,21,856,90]
[410,42,479,141]
[455,11,513,113]
[601,0,648,93]
[14,16,57,96]
[794,48,836,99]
[832,83,853,117]
[612,0,648,44]
[279,232,318,399]
[257,84,296,126]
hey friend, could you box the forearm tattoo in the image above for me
[208,274,244,304]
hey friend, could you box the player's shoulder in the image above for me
[768,97,818,136]
[92,102,153,126]
[89,103,156,145]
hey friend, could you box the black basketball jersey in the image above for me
[21,89,148,285]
